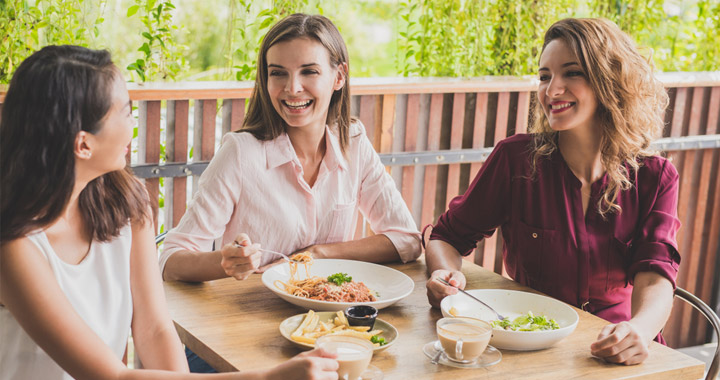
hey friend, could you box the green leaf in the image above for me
[138,43,151,57]
[259,16,274,30]
[127,5,140,17]
[142,32,153,40]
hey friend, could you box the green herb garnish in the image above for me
[370,335,387,346]
[490,311,560,331]
[327,272,352,286]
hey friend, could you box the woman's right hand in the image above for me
[426,269,466,308]
[262,348,339,380]
[220,233,263,280]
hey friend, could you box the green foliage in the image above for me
[0,0,106,83]
[125,0,187,81]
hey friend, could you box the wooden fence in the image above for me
[1,73,719,349]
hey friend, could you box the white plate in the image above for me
[261,259,414,311]
[440,289,579,351]
[279,311,398,352]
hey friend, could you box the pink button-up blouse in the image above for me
[160,122,421,272]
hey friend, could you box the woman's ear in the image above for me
[333,62,348,91]
[74,131,93,160]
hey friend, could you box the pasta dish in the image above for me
[275,252,377,302]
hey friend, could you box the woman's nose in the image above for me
[285,74,302,94]
[546,76,565,97]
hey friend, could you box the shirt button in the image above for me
[532,233,538,239]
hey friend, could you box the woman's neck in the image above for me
[286,123,327,162]
[558,127,604,184]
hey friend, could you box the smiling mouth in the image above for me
[549,102,575,113]
[282,99,313,110]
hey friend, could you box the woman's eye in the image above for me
[303,69,319,75]
[539,74,550,81]
[269,70,286,77]
[566,71,584,77]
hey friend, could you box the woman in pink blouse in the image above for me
[426,18,680,365]
[161,14,420,283]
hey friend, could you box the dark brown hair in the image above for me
[1,45,150,242]
[241,13,352,154]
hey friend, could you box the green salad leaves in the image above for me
[327,272,352,286]
[370,335,387,346]
[490,311,560,331]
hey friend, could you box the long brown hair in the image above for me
[241,13,352,154]
[529,18,668,216]
[1,45,150,242]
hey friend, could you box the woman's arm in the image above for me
[590,271,674,365]
[129,216,188,370]
[425,239,466,308]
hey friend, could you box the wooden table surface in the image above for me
[163,257,705,379]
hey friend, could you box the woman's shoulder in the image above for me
[637,155,679,183]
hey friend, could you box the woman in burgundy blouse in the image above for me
[425,18,680,366]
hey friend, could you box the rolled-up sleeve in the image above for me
[158,134,244,273]
[628,159,681,287]
[430,140,511,256]
[356,126,421,263]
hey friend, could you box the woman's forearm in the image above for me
[162,250,228,282]
[308,234,400,263]
[425,240,463,275]
[629,271,674,342]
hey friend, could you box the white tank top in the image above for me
[0,225,133,380]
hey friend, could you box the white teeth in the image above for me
[550,102,573,110]
[284,100,312,108]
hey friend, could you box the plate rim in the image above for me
[278,311,398,352]
[261,259,415,308]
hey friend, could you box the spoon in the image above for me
[436,277,506,321]
[232,243,298,262]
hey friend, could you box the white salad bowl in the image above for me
[440,289,579,350]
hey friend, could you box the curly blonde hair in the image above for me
[529,18,669,217]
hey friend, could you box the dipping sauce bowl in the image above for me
[345,305,378,329]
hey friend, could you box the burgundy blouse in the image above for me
[431,134,681,324]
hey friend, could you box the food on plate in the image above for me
[275,253,377,302]
[290,310,387,346]
[490,311,560,331]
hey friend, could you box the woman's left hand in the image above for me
[590,321,651,365]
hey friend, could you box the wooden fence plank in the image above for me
[446,93,466,208]
[402,94,421,214]
[421,94,444,227]
[141,101,161,232]
[515,91,530,134]
[166,100,189,228]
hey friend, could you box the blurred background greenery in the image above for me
[1,0,719,84]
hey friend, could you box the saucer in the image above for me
[423,341,502,369]
[352,364,383,380]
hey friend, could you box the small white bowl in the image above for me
[440,289,579,351]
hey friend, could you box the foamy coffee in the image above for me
[436,317,492,363]
[316,335,374,380]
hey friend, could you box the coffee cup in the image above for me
[316,334,374,380]
[436,317,492,363]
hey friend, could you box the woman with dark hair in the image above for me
[425,18,679,365]
[160,14,420,282]
[0,45,338,380]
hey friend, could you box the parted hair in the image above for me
[529,18,669,217]
[241,13,352,154]
[1,45,150,242]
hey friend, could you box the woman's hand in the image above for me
[262,348,339,380]
[590,321,651,365]
[426,269,466,308]
[220,233,263,280]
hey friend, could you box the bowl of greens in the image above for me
[440,289,578,351]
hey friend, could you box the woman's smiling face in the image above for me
[266,37,345,133]
[537,38,599,133]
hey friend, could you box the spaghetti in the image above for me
[275,252,377,302]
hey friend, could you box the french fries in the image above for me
[290,310,385,346]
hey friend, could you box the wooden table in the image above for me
[163,257,705,379]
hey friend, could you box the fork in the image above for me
[232,243,296,262]
[436,277,506,321]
